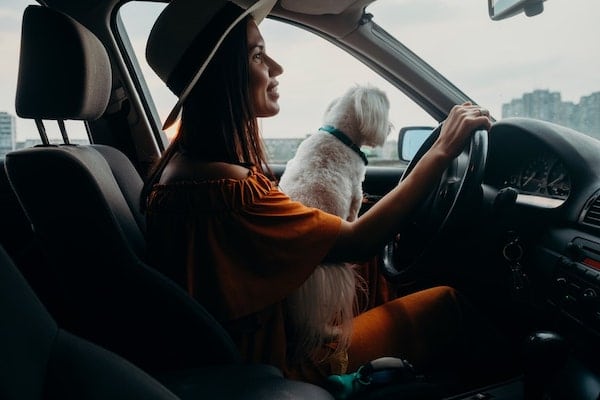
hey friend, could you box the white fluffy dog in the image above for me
[278,84,391,368]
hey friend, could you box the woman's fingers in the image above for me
[435,103,492,159]
[462,103,491,120]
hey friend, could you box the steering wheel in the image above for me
[380,123,488,281]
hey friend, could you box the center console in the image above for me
[553,237,600,333]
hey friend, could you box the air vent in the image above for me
[581,191,600,229]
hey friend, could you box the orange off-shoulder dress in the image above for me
[146,167,344,381]
[145,167,513,388]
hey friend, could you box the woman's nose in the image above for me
[267,55,283,76]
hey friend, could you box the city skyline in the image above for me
[2,87,599,138]
[502,89,600,139]
[3,88,599,162]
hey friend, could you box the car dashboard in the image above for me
[484,118,600,357]
[485,120,583,209]
[499,151,570,208]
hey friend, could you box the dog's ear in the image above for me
[354,85,391,147]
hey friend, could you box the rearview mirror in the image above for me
[488,0,545,21]
[397,126,435,162]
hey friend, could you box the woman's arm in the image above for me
[327,103,492,262]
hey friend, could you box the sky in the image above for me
[1,0,599,142]
[372,0,600,111]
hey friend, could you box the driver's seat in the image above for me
[0,239,336,399]
[6,4,240,373]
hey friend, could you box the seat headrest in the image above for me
[15,5,111,120]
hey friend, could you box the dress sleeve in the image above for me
[147,171,343,321]
[210,177,342,320]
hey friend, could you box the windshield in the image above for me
[367,0,600,139]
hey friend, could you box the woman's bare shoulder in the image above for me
[159,155,251,184]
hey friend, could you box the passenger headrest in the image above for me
[15,5,111,120]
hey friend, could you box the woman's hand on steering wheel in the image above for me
[379,102,492,282]
[433,102,492,162]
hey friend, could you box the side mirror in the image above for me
[397,126,435,162]
[488,0,545,21]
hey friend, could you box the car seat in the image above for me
[0,241,334,399]
[5,4,244,374]
[0,244,180,400]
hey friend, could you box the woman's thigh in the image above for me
[347,285,465,372]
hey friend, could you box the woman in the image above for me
[143,0,507,390]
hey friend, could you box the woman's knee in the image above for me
[399,286,462,316]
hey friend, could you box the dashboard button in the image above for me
[583,288,597,299]
[585,269,600,280]
[575,263,589,275]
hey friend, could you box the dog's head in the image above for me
[322,84,391,147]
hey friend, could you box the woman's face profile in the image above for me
[247,19,283,118]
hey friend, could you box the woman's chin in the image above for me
[256,106,280,118]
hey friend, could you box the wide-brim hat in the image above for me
[146,0,277,130]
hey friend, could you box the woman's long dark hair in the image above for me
[141,15,271,211]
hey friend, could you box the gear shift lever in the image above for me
[522,331,569,400]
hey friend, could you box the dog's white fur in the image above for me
[279,84,391,365]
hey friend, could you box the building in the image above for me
[0,112,16,158]
[576,92,600,138]
[264,137,305,164]
[502,90,600,139]
[263,136,402,166]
